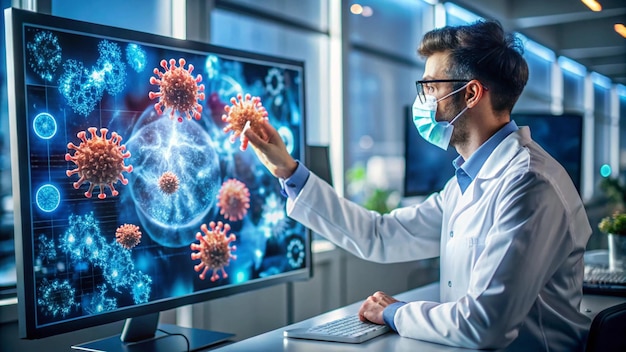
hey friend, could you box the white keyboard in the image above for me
[283,314,390,344]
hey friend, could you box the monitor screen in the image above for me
[403,106,458,197]
[403,108,584,197]
[5,7,310,347]
[512,113,583,193]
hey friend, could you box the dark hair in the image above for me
[418,20,528,113]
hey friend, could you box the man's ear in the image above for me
[465,80,485,108]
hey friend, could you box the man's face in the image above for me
[422,52,469,147]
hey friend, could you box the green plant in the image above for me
[600,177,626,212]
[598,212,626,236]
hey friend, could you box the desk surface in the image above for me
[210,282,626,352]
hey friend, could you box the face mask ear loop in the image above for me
[436,82,470,103]
[448,106,468,126]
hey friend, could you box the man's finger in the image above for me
[243,121,265,148]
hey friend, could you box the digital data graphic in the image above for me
[22,25,306,326]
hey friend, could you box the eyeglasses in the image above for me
[415,79,470,103]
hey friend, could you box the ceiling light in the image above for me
[361,6,373,17]
[350,4,363,15]
[615,23,626,38]
[581,0,602,12]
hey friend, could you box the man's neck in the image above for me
[456,114,510,160]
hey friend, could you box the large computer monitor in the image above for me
[512,112,583,193]
[403,107,584,197]
[403,106,458,197]
[5,7,310,351]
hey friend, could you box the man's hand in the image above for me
[243,121,297,179]
[358,291,400,325]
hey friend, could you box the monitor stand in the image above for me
[71,312,234,352]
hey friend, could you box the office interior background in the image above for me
[0,0,625,350]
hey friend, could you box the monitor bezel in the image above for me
[5,7,311,339]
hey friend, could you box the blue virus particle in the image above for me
[205,55,221,79]
[33,112,57,139]
[57,59,105,116]
[101,243,137,292]
[37,234,57,263]
[125,43,147,73]
[59,212,107,262]
[286,237,305,268]
[27,30,62,82]
[36,184,61,212]
[265,68,284,97]
[131,272,152,304]
[262,192,288,236]
[125,110,220,247]
[37,279,79,317]
[95,40,126,95]
[84,285,118,315]
[277,126,295,155]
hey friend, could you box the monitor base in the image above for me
[71,323,234,352]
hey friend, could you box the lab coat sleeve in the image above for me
[393,171,580,349]
[286,172,443,263]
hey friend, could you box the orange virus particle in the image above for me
[158,171,179,195]
[149,58,205,123]
[115,223,142,249]
[222,93,269,150]
[190,221,237,281]
[216,179,250,221]
[65,127,133,199]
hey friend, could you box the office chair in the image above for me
[585,302,626,352]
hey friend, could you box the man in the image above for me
[243,20,591,351]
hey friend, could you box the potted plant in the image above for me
[598,212,626,272]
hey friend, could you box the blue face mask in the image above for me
[412,84,469,150]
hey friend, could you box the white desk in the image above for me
[209,282,626,352]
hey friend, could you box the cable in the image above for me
[157,328,191,352]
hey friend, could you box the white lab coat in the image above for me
[287,127,592,351]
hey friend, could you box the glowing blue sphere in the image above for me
[600,164,612,178]
[36,184,60,212]
[33,112,57,139]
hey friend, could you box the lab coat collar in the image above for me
[474,126,532,181]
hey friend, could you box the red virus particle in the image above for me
[216,179,250,221]
[149,58,205,123]
[208,92,227,125]
[158,171,179,195]
[190,221,237,281]
[115,223,142,249]
[222,93,269,150]
[65,127,133,199]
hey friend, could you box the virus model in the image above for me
[190,221,237,281]
[149,58,205,122]
[222,93,269,151]
[115,224,142,249]
[65,127,133,199]
[216,179,250,221]
[37,279,79,317]
[158,171,180,195]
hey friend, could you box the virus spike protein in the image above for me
[190,221,237,282]
[149,58,205,123]
[65,127,133,199]
[222,93,269,151]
